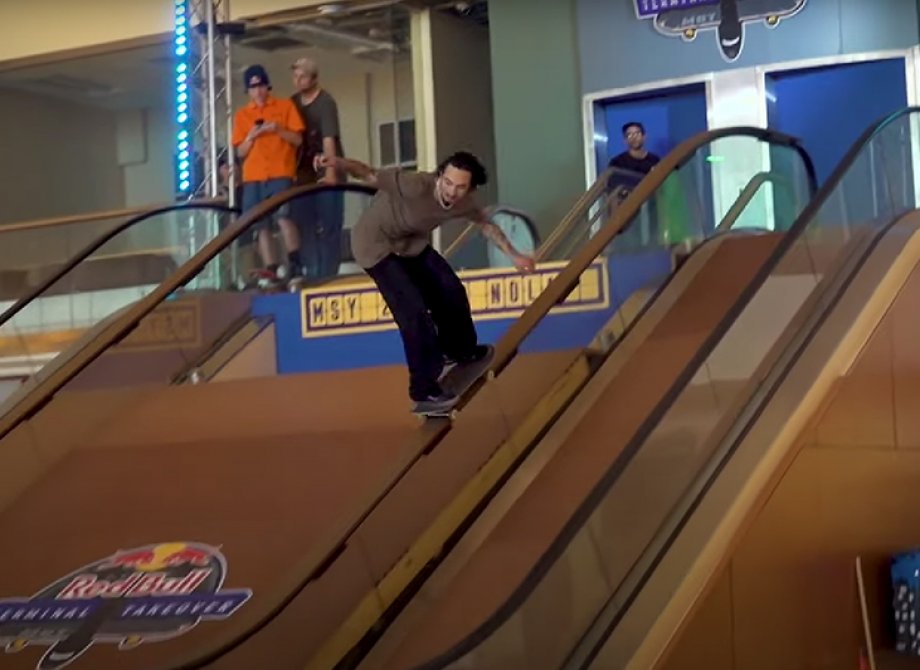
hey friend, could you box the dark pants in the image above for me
[366,246,478,400]
[293,190,344,281]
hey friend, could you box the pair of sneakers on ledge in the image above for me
[413,344,493,414]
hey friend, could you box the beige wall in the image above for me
[121,107,175,207]
[0,0,341,64]
[0,89,124,225]
[429,10,497,206]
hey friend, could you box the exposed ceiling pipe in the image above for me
[285,22,399,52]
[249,0,404,29]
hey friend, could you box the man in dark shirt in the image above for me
[290,56,347,281]
[606,121,662,246]
[608,121,660,176]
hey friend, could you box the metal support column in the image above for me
[177,0,234,288]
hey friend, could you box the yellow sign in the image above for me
[118,301,201,350]
[300,260,610,338]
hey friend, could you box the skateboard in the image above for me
[412,344,496,420]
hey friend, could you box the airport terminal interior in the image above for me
[4,0,920,668]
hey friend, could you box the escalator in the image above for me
[0,127,816,670]
[344,109,920,670]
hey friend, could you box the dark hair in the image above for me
[622,121,645,136]
[437,151,488,189]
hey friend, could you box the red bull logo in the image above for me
[0,541,251,669]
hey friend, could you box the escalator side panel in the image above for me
[607,219,920,670]
[361,234,785,670]
[66,291,254,390]
[205,350,582,669]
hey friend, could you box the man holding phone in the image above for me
[232,64,305,287]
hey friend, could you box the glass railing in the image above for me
[0,203,236,379]
[578,106,920,670]
[0,129,815,669]
[0,186,376,397]
[416,109,918,670]
[0,204,236,379]
[0,199,226,297]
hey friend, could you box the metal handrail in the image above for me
[489,127,812,376]
[0,202,238,330]
[0,183,374,440]
[442,166,644,263]
[715,171,797,233]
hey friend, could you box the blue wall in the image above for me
[252,251,674,376]
[578,0,920,95]
[766,58,908,182]
[600,84,709,166]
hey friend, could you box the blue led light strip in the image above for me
[174,0,193,195]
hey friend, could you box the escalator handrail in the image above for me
[0,201,239,330]
[0,129,806,668]
[443,166,645,263]
[406,108,917,670]
[0,197,228,234]
[489,125,815,376]
[569,203,917,670]
[163,129,814,670]
[715,170,796,233]
[0,183,374,440]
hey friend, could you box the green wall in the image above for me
[488,0,586,239]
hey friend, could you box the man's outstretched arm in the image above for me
[475,215,536,273]
[315,156,378,184]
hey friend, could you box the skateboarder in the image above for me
[315,151,536,414]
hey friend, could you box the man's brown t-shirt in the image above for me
[351,169,480,269]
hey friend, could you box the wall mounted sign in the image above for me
[634,0,808,62]
[299,260,610,338]
[0,542,251,669]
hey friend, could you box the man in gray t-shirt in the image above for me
[290,56,346,280]
[317,151,535,414]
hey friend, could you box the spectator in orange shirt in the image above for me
[232,64,305,287]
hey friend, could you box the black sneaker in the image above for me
[412,391,459,414]
[457,344,492,365]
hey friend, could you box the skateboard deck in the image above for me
[413,344,496,419]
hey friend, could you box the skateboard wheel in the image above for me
[683,28,696,40]
[766,15,779,26]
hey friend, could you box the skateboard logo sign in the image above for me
[634,0,808,62]
[0,542,252,669]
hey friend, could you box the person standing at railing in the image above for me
[232,64,306,289]
[608,121,660,178]
[606,121,665,248]
[316,151,535,415]
[290,56,347,282]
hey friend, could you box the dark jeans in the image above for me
[366,246,478,400]
[293,190,344,280]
